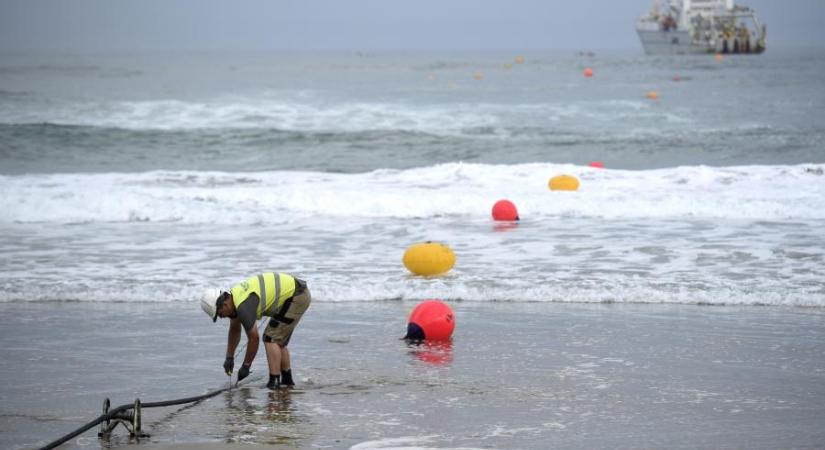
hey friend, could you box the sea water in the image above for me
[1,50,825,449]
[1,50,824,306]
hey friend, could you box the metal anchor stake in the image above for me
[98,397,148,439]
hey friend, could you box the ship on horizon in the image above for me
[636,0,766,55]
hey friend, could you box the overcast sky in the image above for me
[1,0,823,53]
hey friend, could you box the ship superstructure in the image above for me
[636,0,766,55]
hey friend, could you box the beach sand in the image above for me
[2,301,824,449]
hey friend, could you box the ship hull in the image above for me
[636,29,709,55]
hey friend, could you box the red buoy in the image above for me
[589,161,604,168]
[492,199,519,221]
[583,67,594,78]
[404,300,455,341]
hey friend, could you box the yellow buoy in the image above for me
[548,174,580,191]
[473,71,484,81]
[403,242,456,276]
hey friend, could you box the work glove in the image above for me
[237,364,251,382]
[223,356,234,375]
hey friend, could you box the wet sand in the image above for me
[1,301,824,449]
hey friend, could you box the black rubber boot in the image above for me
[281,369,295,386]
[266,374,280,389]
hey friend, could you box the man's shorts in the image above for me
[263,278,310,347]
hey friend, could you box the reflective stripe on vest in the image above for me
[257,274,267,318]
[231,272,297,320]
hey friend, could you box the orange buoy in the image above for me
[646,90,659,100]
[715,53,724,63]
[492,199,519,221]
[589,161,604,168]
[403,242,456,276]
[404,300,455,341]
[514,55,525,65]
[473,71,484,80]
[583,67,594,78]
[548,174,580,191]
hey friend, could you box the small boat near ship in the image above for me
[636,0,766,55]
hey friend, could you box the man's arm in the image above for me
[235,293,260,368]
[227,318,241,358]
[243,325,259,367]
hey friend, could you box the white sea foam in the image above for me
[0,94,693,137]
[0,97,493,133]
[350,435,483,450]
[2,267,821,306]
[2,163,823,224]
[2,163,823,307]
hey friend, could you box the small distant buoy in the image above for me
[404,300,455,341]
[673,75,682,82]
[514,56,525,65]
[715,53,724,63]
[548,174,580,191]
[473,71,484,80]
[503,63,513,70]
[428,74,437,81]
[403,242,456,276]
[589,161,604,169]
[492,199,519,221]
[583,67,594,78]
[646,90,659,100]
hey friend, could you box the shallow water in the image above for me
[3,301,824,449]
[1,213,823,307]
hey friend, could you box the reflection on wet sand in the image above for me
[266,388,295,424]
[218,385,305,446]
[407,340,454,365]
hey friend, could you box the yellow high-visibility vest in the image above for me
[230,272,297,319]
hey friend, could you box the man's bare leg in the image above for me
[264,341,282,388]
